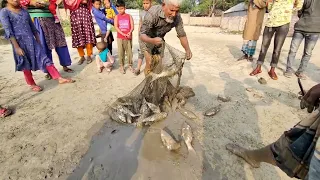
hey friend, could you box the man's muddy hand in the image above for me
[152,37,163,46]
[300,83,320,113]
[185,49,192,60]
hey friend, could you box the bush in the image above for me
[60,20,71,37]
[180,0,194,13]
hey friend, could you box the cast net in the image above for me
[107,43,195,126]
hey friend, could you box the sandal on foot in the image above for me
[249,69,262,76]
[0,107,12,118]
[78,57,85,65]
[30,85,43,92]
[87,56,93,64]
[268,71,278,80]
[59,78,76,84]
[63,68,74,73]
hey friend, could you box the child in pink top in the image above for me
[114,0,134,74]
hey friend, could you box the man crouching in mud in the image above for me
[139,0,192,75]
[226,83,320,179]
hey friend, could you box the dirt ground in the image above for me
[1,25,320,180]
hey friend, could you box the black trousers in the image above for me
[257,23,290,67]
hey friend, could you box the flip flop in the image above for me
[87,56,93,64]
[30,85,43,92]
[59,78,76,84]
[0,107,12,118]
[78,57,85,65]
[63,68,74,73]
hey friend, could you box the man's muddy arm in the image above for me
[139,12,155,44]
[179,36,191,52]
[176,15,191,52]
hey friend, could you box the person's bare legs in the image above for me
[144,51,152,76]
[135,58,143,75]
[226,144,276,168]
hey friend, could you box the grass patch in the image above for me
[61,20,72,37]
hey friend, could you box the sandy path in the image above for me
[0,25,319,180]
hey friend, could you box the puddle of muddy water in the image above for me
[68,111,215,180]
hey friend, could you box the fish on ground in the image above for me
[160,129,181,151]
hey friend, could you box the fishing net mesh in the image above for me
[108,43,193,124]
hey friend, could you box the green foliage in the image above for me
[180,0,194,13]
[61,20,72,37]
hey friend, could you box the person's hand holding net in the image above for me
[300,83,320,113]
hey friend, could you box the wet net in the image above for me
[107,43,195,126]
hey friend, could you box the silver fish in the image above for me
[179,98,186,107]
[116,105,141,117]
[146,102,161,114]
[126,115,132,124]
[258,77,267,84]
[178,86,195,99]
[181,122,195,152]
[111,111,126,123]
[160,129,181,151]
[171,97,179,111]
[150,66,179,82]
[204,104,221,117]
[178,107,198,120]
[217,95,231,102]
[136,112,168,127]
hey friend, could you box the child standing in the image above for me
[92,0,114,43]
[95,42,115,73]
[135,0,152,75]
[0,0,75,92]
[102,0,118,54]
[65,0,96,65]
[114,0,134,74]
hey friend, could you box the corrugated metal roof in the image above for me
[224,2,247,14]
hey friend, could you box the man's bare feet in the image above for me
[120,66,125,74]
[58,78,76,84]
[98,67,104,73]
[226,143,261,168]
[250,66,262,76]
[238,54,248,61]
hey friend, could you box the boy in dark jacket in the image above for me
[284,0,320,80]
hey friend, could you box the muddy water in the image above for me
[68,112,206,180]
